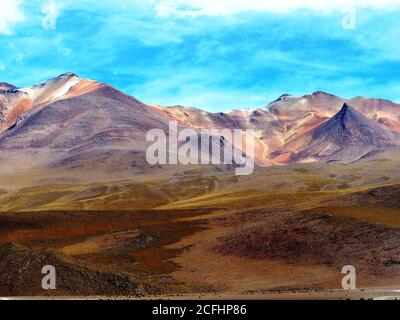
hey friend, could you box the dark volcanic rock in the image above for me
[0,82,16,91]
[289,103,398,162]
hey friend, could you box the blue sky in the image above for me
[1,0,400,111]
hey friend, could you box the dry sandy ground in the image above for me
[1,159,400,298]
[2,288,400,300]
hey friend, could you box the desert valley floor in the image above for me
[1,150,400,299]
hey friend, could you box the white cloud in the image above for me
[155,0,400,17]
[0,0,24,35]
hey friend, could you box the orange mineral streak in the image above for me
[3,97,33,129]
[0,78,102,133]
[62,79,103,99]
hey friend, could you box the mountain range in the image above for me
[1,73,400,173]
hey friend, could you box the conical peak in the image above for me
[336,103,357,130]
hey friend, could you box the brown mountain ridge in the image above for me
[0,73,399,173]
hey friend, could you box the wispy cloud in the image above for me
[155,0,400,17]
[0,0,25,35]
